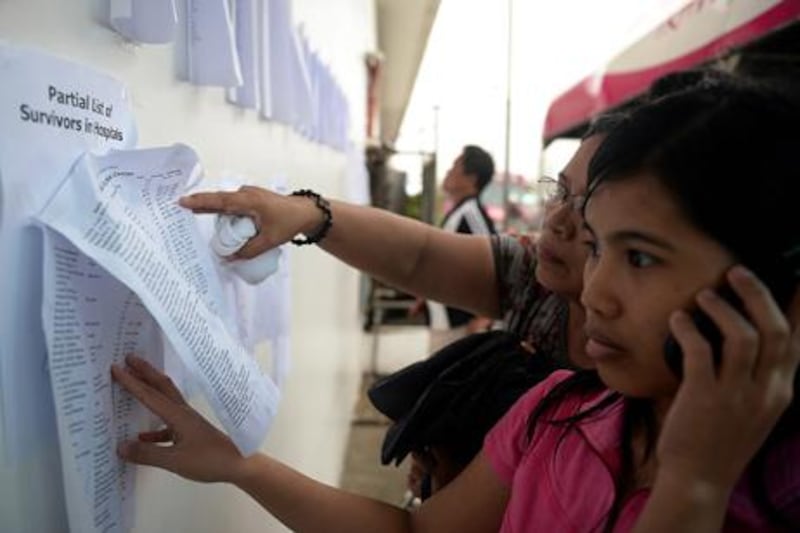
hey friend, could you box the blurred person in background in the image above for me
[410,144,497,352]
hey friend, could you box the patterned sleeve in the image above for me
[482,370,573,484]
[492,234,543,315]
[491,233,569,362]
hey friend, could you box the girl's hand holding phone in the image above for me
[657,266,800,493]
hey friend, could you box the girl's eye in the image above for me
[627,250,658,268]
[582,239,599,257]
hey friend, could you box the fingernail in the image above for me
[730,265,753,280]
[670,310,689,324]
[697,289,717,303]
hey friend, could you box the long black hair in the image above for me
[528,70,800,530]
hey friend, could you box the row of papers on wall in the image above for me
[0,43,309,533]
[109,0,351,151]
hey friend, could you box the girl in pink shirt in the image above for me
[485,74,800,531]
[112,72,800,532]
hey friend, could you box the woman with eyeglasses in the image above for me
[176,122,615,369]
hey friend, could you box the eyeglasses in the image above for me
[537,176,585,211]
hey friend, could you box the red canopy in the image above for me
[544,0,800,140]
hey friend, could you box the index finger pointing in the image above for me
[178,191,248,215]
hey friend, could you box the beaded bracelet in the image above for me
[290,189,333,246]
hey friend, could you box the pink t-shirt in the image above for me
[484,370,800,532]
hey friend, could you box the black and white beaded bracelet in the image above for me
[290,189,333,246]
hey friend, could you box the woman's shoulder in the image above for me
[483,369,576,482]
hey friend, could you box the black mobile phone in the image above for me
[663,283,743,379]
[663,266,795,379]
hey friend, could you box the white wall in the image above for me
[0,0,376,531]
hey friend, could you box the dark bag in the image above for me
[368,329,565,467]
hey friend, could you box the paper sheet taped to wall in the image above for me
[227,0,260,108]
[0,40,140,533]
[0,42,138,472]
[42,229,164,533]
[109,0,178,44]
[36,144,280,456]
[184,0,242,87]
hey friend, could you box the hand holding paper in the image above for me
[113,355,245,484]
[37,144,279,456]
